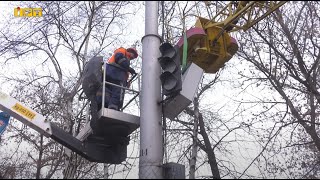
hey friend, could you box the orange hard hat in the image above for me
[127,48,138,59]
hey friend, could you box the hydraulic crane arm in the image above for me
[0,91,126,164]
[204,1,287,32]
[178,1,287,74]
[201,1,287,47]
[0,91,52,136]
[0,91,95,160]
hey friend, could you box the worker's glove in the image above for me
[128,67,136,75]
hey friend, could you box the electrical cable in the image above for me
[161,1,165,43]
[160,0,168,164]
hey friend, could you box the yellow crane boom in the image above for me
[177,1,287,74]
[205,1,287,32]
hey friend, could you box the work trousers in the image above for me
[96,78,126,111]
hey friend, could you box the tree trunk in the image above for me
[198,111,221,179]
[189,97,199,179]
[36,135,44,179]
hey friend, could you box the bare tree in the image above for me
[235,1,320,178]
[160,1,248,179]
[0,1,141,178]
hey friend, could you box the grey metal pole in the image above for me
[139,1,163,179]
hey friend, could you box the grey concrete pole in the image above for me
[139,1,163,179]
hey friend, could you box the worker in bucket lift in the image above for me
[96,47,138,111]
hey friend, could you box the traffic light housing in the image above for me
[158,42,182,96]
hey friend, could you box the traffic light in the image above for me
[158,42,182,96]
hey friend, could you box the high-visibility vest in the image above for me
[108,47,131,64]
[107,47,131,81]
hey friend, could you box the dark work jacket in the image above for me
[105,52,130,82]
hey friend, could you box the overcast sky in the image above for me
[0,1,281,178]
